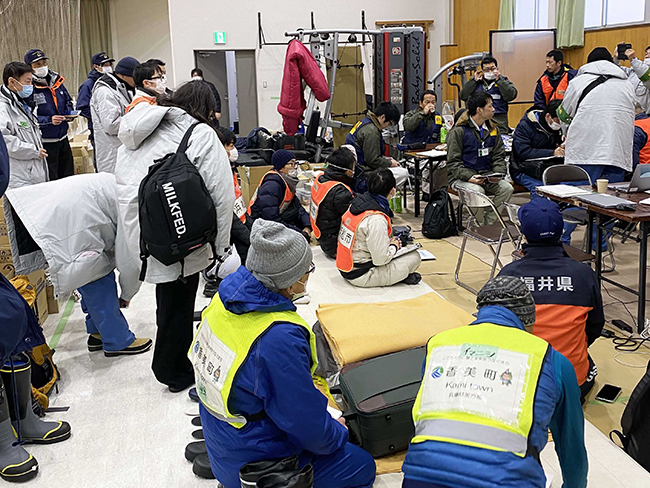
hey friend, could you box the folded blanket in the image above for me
[316,292,473,367]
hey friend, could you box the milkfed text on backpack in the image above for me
[422,188,457,239]
[138,122,218,281]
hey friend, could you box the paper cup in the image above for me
[596,179,609,194]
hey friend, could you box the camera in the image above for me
[618,42,632,61]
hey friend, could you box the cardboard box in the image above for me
[74,155,95,175]
[46,283,60,314]
[237,165,272,205]
[72,134,89,143]
[0,220,8,247]
[0,246,13,279]
[27,269,48,325]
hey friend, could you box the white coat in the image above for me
[5,173,141,300]
[560,60,636,172]
[0,86,48,190]
[617,57,650,113]
[115,103,234,284]
[90,73,133,173]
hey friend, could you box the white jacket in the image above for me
[116,103,234,284]
[351,214,397,266]
[0,86,48,190]
[617,57,650,112]
[5,173,141,300]
[560,60,636,172]
[90,73,133,173]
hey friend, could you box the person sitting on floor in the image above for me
[247,149,311,242]
[447,91,513,225]
[193,219,376,488]
[345,101,409,191]
[401,275,588,488]
[310,147,356,259]
[336,169,421,288]
[499,198,604,402]
[510,100,565,197]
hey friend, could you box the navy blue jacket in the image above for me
[633,112,649,168]
[201,267,351,488]
[249,172,311,233]
[402,306,588,488]
[511,111,563,179]
[533,66,577,109]
[32,71,74,140]
[77,69,103,133]
[402,109,442,145]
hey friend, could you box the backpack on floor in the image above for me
[138,122,218,280]
[610,359,650,472]
[422,188,457,239]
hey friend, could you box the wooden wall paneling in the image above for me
[563,24,650,68]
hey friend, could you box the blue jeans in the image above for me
[513,173,543,199]
[78,271,135,351]
[298,443,376,488]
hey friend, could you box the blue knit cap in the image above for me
[518,198,563,243]
[272,150,296,171]
[115,56,140,77]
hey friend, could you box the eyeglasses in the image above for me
[285,161,299,168]
[307,262,316,274]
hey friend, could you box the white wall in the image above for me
[109,0,173,80]
[166,0,451,130]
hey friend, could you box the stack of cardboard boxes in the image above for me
[0,203,14,280]
[70,134,95,175]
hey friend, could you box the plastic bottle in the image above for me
[442,101,455,131]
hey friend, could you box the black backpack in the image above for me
[611,360,650,472]
[422,188,457,239]
[138,123,217,281]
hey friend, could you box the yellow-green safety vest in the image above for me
[188,294,318,428]
[412,323,550,457]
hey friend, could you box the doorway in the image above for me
[194,50,259,135]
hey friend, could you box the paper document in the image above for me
[327,406,342,420]
[394,243,422,259]
[418,249,436,261]
[416,149,447,158]
[639,197,650,205]
[538,185,592,198]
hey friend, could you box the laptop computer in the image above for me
[576,193,636,210]
[608,165,650,193]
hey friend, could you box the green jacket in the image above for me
[446,111,507,185]
[353,111,392,171]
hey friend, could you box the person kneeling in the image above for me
[192,220,376,488]
[310,148,356,258]
[337,169,421,287]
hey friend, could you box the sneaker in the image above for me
[87,333,103,352]
[401,272,422,285]
[293,294,311,305]
[104,338,153,357]
[203,279,220,298]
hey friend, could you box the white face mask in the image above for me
[228,147,239,162]
[154,78,167,94]
[192,76,203,81]
[549,120,561,131]
[291,279,308,302]
[102,66,113,74]
[33,66,48,78]
[483,71,496,81]
[287,168,299,178]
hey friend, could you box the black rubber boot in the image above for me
[0,381,38,482]
[256,464,314,488]
[240,457,300,488]
[193,453,216,479]
[1,356,71,445]
[401,272,422,285]
[185,440,206,462]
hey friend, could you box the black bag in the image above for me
[339,347,426,457]
[137,122,217,280]
[422,189,457,239]
[611,360,650,472]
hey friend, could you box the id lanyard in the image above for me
[478,126,489,157]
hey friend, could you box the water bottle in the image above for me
[442,101,455,131]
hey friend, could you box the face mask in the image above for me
[192,76,203,81]
[154,78,167,95]
[228,147,239,162]
[102,66,113,74]
[33,66,48,78]
[15,82,33,99]
[483,72,496,81]
[287,168,299,178]
[291,280,308,302]
[549,121,561,131]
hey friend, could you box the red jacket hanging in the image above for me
[277,39,331,135]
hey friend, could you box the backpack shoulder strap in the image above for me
[177,122,202,154]
[620,360,650,434]
[576,75,609,113]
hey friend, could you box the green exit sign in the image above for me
[214,32,226,44]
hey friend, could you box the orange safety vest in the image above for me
[336,210,392,272]
[247,170,294,216]
[309,174,352,239]
[125,95,157,113]
[232,172,247,222]
[541,71,569,104]
[635,117,650,165]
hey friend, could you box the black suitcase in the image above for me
[339,347,426,458]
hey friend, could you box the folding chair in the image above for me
[454,188,520,295]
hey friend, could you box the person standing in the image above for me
[24,49,74,181]
[77,52,114,145]
[116,81,234,392]
[614,45,650,113]
[191,68,221,125]
[0,62,48,189]
[460,56,517,133]
[90,56,138,173]
[533,50,577,109]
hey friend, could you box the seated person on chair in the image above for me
[447,91,513,225]
[247,149,311,242]
[345,101,409,190]
[310,148,355,259]
[402,90,443,146]
[336,169,422,288]
[401,275,588,488]
[193,219,376,488]
[499,198,604,402]
[633,103,650,168]
[510,100,565,197]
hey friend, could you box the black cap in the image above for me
[91,52,115,66]
[24,49,48,65]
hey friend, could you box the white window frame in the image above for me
[584,0,649,30]
[515,0,549,29]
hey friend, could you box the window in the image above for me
[514,0,550,29]
[585,0,646,28]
